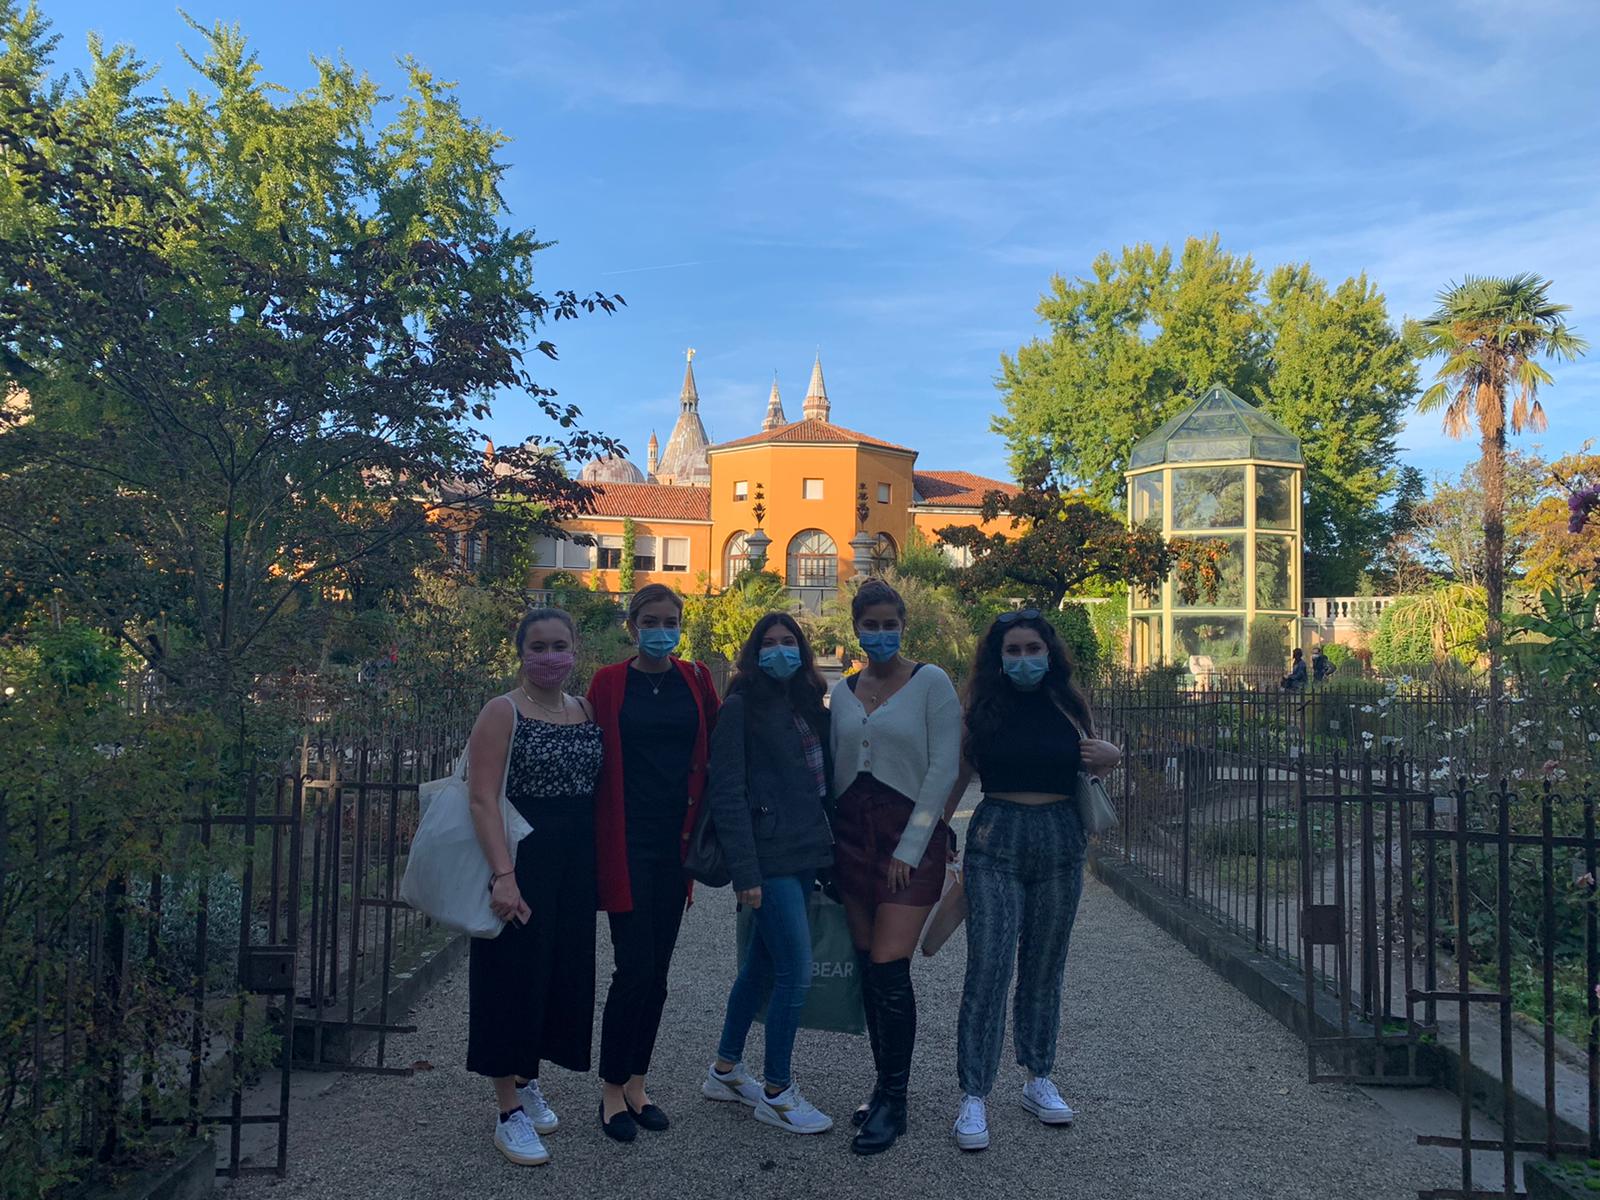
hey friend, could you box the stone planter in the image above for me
[1526,1157,1600,1199]
[71,1138,214,1200]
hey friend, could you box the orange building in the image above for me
[523,351,1014,605]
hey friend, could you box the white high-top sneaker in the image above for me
[493,1108,551,1166]
[516,1078,559,1134]
[1020,1076,1075,1125]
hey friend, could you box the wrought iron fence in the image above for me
[1087,677,1600,1198]
[2,680,489,1195]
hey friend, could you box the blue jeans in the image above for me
[717,873,812,1090]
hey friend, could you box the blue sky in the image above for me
[36,0,1600,486]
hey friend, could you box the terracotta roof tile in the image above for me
[912,470,1016,508]
[710,419,914,453]
[581,482,711,521]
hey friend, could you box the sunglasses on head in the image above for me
[997,608,1042,624]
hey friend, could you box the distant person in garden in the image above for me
[1312,646,1336,683]
[702,612,836,1134]
[586,584,721,1143]
[947,611,1122,1152]
[828,578,962,1155]
[466,608,603,1167]
[1282,647,1308,691]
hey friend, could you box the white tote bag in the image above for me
[400,696,533,938]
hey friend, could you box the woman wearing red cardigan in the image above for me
[586,584,720,1143]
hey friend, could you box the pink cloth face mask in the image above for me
[524,652,576,690]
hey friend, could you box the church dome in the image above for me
[579,454,647,485]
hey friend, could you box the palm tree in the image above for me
[1412,273,1586,707]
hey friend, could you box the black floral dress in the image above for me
[467,708,604,1078]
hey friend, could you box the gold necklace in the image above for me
[519,685,566,717]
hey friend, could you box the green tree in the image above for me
[995,237,1264,496]
[0,8,622,712]
[809,569,975,682]
[1397,452,1547,588]
[995,236,1418,593]
[893,525,955,587]
[1370,583,1488,674]
[1519,448,1600,590]
[1246,615,1288,668]
[708,570,792,662]
[619,518,637,592]
[1411,274,1587,703]
[936,466,1229,611]
[1262,265,1419,591]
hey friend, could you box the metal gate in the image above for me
[203,736,469,1175]
[1300,768,1600,1199]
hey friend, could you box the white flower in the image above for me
[1512,768,1526,780]
[1360,705,1375,714]
[1549,740,1565,752]
[1588,732,1600,744]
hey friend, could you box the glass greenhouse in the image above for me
[1125,384,1304,674]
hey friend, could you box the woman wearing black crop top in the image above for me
[946,612,1122,1153]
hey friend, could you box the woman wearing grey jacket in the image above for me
[701,613,836,1135]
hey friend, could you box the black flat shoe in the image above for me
[625,1096,670,1132]
[599,1099,638,1143]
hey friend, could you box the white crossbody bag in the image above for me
[1066,714,1118,836]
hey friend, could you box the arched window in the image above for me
[724,531,751,581]
[786,529,838,588]
[871,532,897,574]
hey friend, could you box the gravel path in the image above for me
[226,870,1454,1200]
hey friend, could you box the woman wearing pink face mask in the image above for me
[466,607,603,1167]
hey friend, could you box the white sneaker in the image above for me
[702,1061,764,1107]
[516,1079,559,1134]
[493,1108,550,1166]
[953,1093,989,1151]
[1020,1076,1075,1125]
[752,1083,834,1134]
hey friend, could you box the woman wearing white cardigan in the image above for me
[828,578,962,1155]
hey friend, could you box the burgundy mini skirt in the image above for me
[834,773,950,908]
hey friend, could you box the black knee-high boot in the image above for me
[852,958,912,1155]
[852,951,882,1127]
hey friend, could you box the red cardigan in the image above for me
[586,656,721,913]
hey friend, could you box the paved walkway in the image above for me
[227,870,1456,1200]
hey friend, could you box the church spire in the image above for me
[680,346,699,411]
[646,430,660,478]
[657,348,711,486]
[762,372,787,431]
[802,353,829,422]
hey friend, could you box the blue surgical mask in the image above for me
[637,627,681,660]
[1002,653,1049,690]
[758,644,802,680]
[858,629,901,663]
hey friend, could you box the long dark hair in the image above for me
[963,614,1094,771]
[727,611,827,721]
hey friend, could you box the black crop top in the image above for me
[972,690,1083,795]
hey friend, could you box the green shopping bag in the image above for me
[735,887,866,1035]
